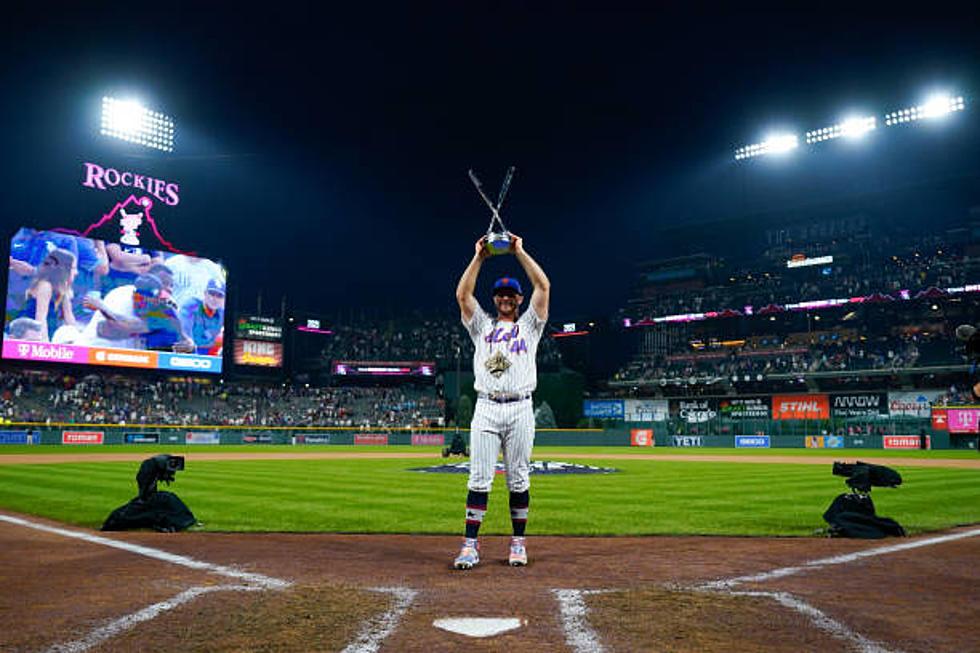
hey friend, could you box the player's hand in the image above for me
[475,236,490,260]
[9,257,34,276]
[83,294,104,311]
[510,233,524,255]
[173,339,195,354]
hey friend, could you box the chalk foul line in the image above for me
[341,586,419,653]
[43,585,264,653]
[698,527,980,590]
[555,528,980,653]
[0,513,290,589]
[1,512,292,653]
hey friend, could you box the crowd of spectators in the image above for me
[612,333,961,387]
[316,312,564,370]
[623,234,976,323]
[0,369,444,428]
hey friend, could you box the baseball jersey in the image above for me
[179,298,224,354]
[166,255,227,310]
[464,304,546,395]
[80,285,142,350]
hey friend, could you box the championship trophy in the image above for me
[469,166,515,256]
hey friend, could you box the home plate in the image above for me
[432,617,526,637]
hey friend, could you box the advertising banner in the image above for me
[931,409,948,430]
[623,399,669,422]
[888,391,943,418]
[630,429,653,446]
[718,397,770,420]
[675,398,717,424]
[88,347,158,369]
[235,316,284,342]
[884,435,930,449]
[411,433,444,446]
[735,435,770,448]
[124,433,159,444]
[0,430,32,445]
[672,435,703,447]
[158,352,222,373]
[947,409,980,434]
[234,339,284,368]
[771,394,830,420]
[62,431,104,445]
[355,433,388,445]
[3,340,88,365]
[186,432,219,445]
[243,434,273,444]
[297,434,331,444]
[805,435,843,449]
[831,393,888,418]
[583,400,625,419]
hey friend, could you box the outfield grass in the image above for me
[0,446,977,536]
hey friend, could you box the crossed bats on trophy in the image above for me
[468,166,515,255]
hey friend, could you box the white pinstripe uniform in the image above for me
[463,303,545,493]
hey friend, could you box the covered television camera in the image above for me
[831,460,902,494]
[956,324,980,359]
[137,454,184,500]
[823,461,905,539]
[102,454,196,533]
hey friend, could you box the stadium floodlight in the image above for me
[100,96,175,152]
[884,94,965,126]
[733,133,799,160]
[805,116,876,144]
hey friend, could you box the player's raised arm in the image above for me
[510,234,550,322]
[456,236,489,323]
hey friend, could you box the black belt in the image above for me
[479,392,532,404]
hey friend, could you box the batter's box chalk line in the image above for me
[555,530,980,653]
[2,513,293,653]
[341,586,419,653]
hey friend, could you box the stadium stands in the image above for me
[0,369,444,428]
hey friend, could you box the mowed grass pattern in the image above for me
[0,447,977,536]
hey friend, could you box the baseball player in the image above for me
[453,232,550,569]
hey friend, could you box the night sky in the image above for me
[2,5,978,323]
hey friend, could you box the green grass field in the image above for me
[1,446,978,536]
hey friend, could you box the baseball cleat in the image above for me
[509,536,527,566]
[454,537,480,569]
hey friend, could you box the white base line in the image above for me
[699,527,980,590]
[552,589,606,653]
[43,584,264,653]
[0,513,290,589]
[341,586,419,653]
[555,528,980,652]
[1,513,293,652]
[724,590,898,653]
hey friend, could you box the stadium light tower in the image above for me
[806,115,876,144]
[101,96,175,152]
[733,133,799,161]
[884,94,965,126]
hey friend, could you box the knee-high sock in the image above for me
[465,490,488,539]
[509,490,530,537]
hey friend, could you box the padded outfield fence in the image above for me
[0,418,976,449]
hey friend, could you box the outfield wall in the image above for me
[0,423,976,449]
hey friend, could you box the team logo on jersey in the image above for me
[484,351,511,377]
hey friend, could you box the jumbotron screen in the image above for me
[3,227,226,374]
[332,361,436,377]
